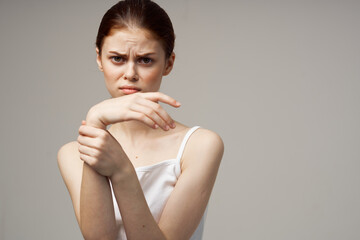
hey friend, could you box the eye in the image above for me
[138,57,153,65]
[111,56,125,63]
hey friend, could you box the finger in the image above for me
[79,152,95,166]
[126,111,158,129]
[130,103,169,130]
[137,97,175,129]
[77,134,100,149]
[78,124,105,137]
[78,144,99,157]
[142,92,181,108]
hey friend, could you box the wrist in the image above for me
[86,105,106,129]
[109,161,135,186]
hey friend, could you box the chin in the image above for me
[109,92,122,98]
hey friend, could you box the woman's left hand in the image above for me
[77,120,127,178]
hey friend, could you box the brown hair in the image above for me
[96,0,175,59]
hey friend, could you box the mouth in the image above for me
[119,86,141,94]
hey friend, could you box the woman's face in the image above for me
[96,28,175,98]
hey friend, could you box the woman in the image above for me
[57,0,224,239]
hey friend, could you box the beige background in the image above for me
[1,0,359,239]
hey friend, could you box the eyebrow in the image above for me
[108,51,156,57]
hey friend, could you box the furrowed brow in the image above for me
[136,52,156,57]
[108,51,126,56]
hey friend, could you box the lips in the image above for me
[119,86,141,94]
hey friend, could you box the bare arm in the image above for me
[80,110,169,239]
[109,160,168,239]
[80,164,118,239]
[158,129,224,239]
[57,142,118,240]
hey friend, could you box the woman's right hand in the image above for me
[85,92,181,130]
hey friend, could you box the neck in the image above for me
[108,120,160,143]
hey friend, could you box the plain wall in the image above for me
[0,0,359,239]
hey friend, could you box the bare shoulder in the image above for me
[57,141,81,168]
[57,140,83,180]
[182,127,224,169]
[58,140,78,155]
[193,128,223,146]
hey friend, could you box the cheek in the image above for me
[138,66,163,83]
[101,63,123,96]
[102,63,122,81]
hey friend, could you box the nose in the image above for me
[124,62,138,82]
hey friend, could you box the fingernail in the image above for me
[176,101,181,106]
[171,122,176,128]
[165,125,170,131]
[154,124,159,129]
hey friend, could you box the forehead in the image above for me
[102,28,164,54]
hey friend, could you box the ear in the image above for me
[163,52,175,76]
[96,47,103,72]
